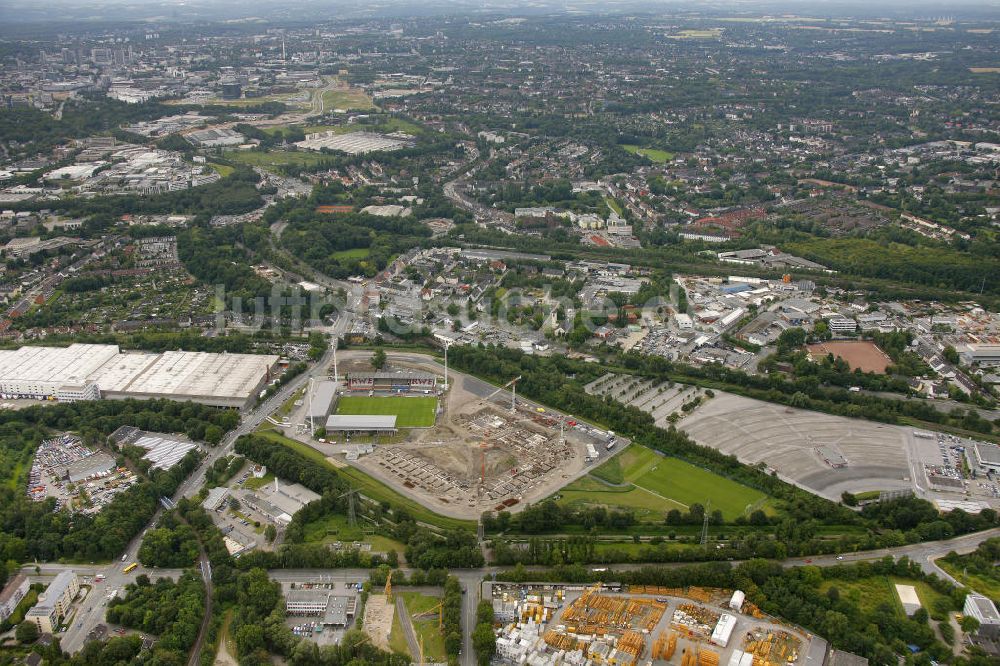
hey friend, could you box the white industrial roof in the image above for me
[0,345,278,404]
[0,344,120,385]
[89,353,158,391]
[133,434,198,470]
[118,351,279,399]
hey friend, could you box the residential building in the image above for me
[26,571,78,633]
[0,574,29,623]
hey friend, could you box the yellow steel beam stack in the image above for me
[698,649,720,666]
[665,632,678,660]
[652,632,668,659]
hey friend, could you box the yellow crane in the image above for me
[415,600,445,629]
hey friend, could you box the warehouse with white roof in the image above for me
[0,344,279,409]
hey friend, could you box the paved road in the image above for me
[31,523,997,664]
[395,595,421,661]
[25,346,338,654]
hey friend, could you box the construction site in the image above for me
[489,582,820,666]
[299,351,617,520]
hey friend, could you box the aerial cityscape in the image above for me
[0,2,998,666]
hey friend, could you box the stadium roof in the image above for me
[307,381,340,420]
[348,372,436,381]
[325,415,397,431]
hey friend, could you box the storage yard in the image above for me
[490,581,816,666]
[27,434,138,514]
[0,344,280,408]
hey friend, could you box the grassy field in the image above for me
[560,445,772,522]
[244,473,274,490]
[398,592,447,662]
[670,29,723,39]
[388,606,411,657]
[300,512,406,554]
[223,149,330,170]
[209,163,234,177]
[261,123,353,137]
[622,145,674,163]
[890,577,954,620]
[252,429,475,531]
[817,577,902,616]
[333,247,371,261]
[323,87,376,111]
[937,560,1000,603]
[604,196,624,216]
[335,396,438,428]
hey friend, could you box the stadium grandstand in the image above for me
[346,371,436,393]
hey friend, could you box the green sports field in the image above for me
[622,145,674,163]
[335,396,438,428]
[558,445,772,522]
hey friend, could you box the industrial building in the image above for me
[285,589,355,626]
[26,571,78,634]
[186,128,244,147]
[325,414,398,435]
[109,427,199,470]
[972,442,1000,473]
[63,452,116,483]
[961,344,1000,367]
[964,594,1000,640]
[346,371,436,392]
[0,574,29,623]
[0,344,279,409]
[711,613,738,648]
[203,487,231,512]
[294,130,413,154]
[241,478,320,525]
[827,316,857,333]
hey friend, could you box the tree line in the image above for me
[496,555,996,666]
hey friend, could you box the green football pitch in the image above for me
[335,395,438,428]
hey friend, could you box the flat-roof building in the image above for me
[965,593,1000,640]
[0,345,279,409]
[972,442,1000,473]
[203,486,230,512]
[325,415,398,434]
[962,344,1000,367]
[285,590,354,626]
[63,452,116,483]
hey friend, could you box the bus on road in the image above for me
[122,563,138,574]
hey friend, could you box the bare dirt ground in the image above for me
[290,352,617,520]
[362,595,394,651]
